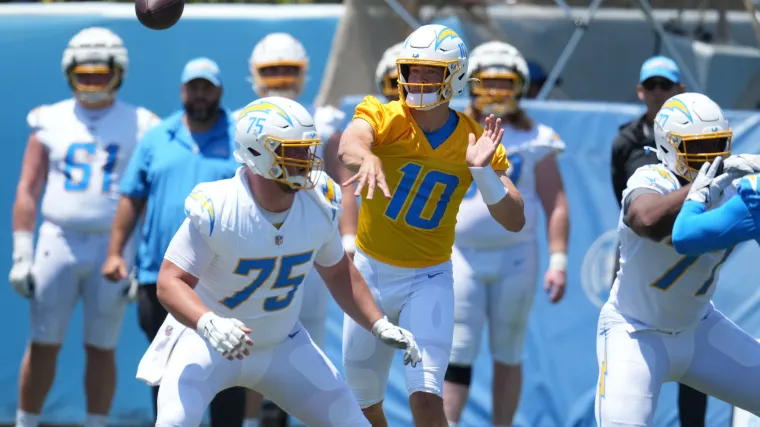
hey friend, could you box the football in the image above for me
[135,0,185,31]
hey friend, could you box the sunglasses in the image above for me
[642,79,675,91]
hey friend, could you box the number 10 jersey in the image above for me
[352,96,509,268]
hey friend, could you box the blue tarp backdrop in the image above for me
[3,6,760,427]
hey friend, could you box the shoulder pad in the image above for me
[27,105,48,131]
[184,184,220,238]
[138,107,162,132]
[535,124,566,153]
[306,172,343,224]
[626,164,680,195]
[314,105,346,135]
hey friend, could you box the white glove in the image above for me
[723,154,760,176]
[196,312,254,360]
[686,157,724,205]
[9,231,35,298]
[371,316,421,368]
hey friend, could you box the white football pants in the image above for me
[156,322,369,427]
[30,221,133,349]
[449,242,538,365]
[342,248,455,408]
[595,303,760,426]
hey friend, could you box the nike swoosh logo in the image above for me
[427,272,444,279]
[288,329,301,339]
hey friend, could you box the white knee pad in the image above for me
[489,308,531,365]
[83,277,129,350]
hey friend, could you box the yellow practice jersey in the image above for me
[354,96,509,268]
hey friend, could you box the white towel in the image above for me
[136,314,188,386]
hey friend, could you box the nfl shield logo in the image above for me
[275,235,283,246]
[164,325,173,336]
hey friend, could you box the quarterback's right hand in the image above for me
[196,311,254,361]
[371,316,422,367]
[9,231,34,298]
[102,254,128,282]
[342,154,391,200]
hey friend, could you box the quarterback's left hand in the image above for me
[466,115,505,168]
[687,157,724,205]
[371,317,421,368]
[544,269,566,303]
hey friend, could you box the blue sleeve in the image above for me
[119,134,153,198]
[671,197,756,255]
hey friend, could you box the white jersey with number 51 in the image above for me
[31,98,159,232]
[609,163,736,333]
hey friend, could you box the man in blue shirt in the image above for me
[101,57,244,426]
[673,155,760,254]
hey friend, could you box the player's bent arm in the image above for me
[315,255,383,331]
[107,196,146,256]
[337,118,376,173]
[156,260,211,328]
[624,185,690,241]
[671,197,757,255]
[326,130,358,249]
[157,219,216,328]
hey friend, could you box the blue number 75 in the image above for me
[247,116,265,134]
[221,252,314,311]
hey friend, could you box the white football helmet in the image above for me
[396,25,469,110]
[375,42,404,101]
[654,92,732,181]
[466,41,530,116]
[249,33,309,99]
[62,27,128,105]
[234,97,323,190]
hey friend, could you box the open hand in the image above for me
[342,154,391,200]
[466,114,505,168]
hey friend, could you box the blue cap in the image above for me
[527,60,561,86]
[181,57,222,87]
[639,56,680,83]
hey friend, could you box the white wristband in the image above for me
[469,165,508,205]
[549,252,568,272]
[13,231,34,259]
[342,234,357,254]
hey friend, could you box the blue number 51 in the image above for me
[65,142,120,192]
